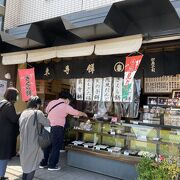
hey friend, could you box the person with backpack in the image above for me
[39,91,87,171]
[19,96,50,180]
[0,87,20,180]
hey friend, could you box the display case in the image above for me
[66,118,180,179]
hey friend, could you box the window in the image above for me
[0,16,3,30]
[0,0,5,6]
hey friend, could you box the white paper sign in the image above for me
[102,77,112,102]
[93,78,102,101]
[84,78,93,101]
[113,78,122,102]
[76,78,84,100]
[0,80,7,97]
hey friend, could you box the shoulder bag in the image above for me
[34,111,51,149]
[47,102,64,114]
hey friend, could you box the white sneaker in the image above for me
[48,167,61,171]
[39,165,47,169]
[60,150,66,153]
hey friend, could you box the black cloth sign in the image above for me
[32,50,180,80]
[164,50,180,75]
[142,52,165,77]
[33,55,127,80]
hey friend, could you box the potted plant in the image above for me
[137,156,180,180]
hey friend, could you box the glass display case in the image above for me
[67,118,180,161]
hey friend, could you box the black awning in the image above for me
[62,0,180,40]
[33,17,85,46]
[0,35,23,53]
[112,0,180,37]
[0,24,45,49]
[1,0,180,52]
[62,6,118,40]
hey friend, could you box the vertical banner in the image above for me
[76,78,84,100]
[102,77,112,102]
[122,80,134,102]
[18,68,37,101]
[113,78,122,102]
[93,78,102,101]
[124,55,143,86]
[0,80,7,97]
[84,78,93,101]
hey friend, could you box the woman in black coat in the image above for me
[0,87,20,180]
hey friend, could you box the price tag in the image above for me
[110,131,116,135]
[111,117,118,123]
[124,151,129,156]
[96,147,100,150]
[84,144,88,148]
[137,135,147,141]
[133,121,139,125]
[108,149,113,153]
[153,137,160,141]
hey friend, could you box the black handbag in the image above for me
[34,111,51,149]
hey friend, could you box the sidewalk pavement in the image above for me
[6,152,119,180]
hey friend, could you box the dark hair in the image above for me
[4,87,19,103]
[59,91,73,101]
[27,96,42,109]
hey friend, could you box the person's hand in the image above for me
[82,112,88,117]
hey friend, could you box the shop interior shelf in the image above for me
[138,122,180,130]
[78,118,180,130]
[96,132,180,146]
[98,132,128,139]
[73,129,98,134]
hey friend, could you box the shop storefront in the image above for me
[2,39,180,179]
[0,0,180,179]
[26,43,179,180]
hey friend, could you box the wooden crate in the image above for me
[144,74,180,93]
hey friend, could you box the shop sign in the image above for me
[113,78,122,102]
[114,62,124,72]
[150,58,156,72]
[18,68,37,101]
[102,77,112,102]
[124,55,143,86]
[0,80,7,97]
[44,67,50,76]
[76,78,84,100]
[84,78,93,101]
[87,63,95,74]
[63,65,70,75]
[93,78,102,101]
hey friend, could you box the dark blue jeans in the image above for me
[41,126,64,168]
[0,160,8,177]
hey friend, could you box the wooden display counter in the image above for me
[66,145,140,180]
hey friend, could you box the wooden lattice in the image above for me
[144,74,180,93]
